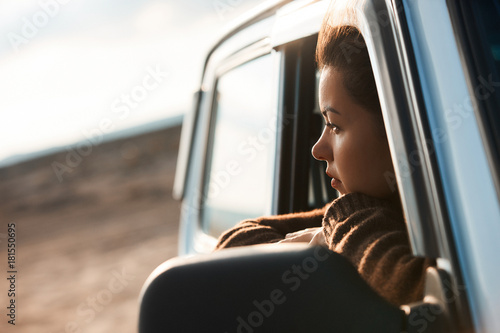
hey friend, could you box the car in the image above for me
[139,0,500,332]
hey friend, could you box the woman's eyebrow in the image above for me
[322,106,341,116]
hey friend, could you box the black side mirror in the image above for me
[139,244,405,332]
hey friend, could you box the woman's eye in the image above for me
[326,122,340,133]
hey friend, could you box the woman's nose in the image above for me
[311,128,332,161]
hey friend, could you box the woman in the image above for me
[215,23,434,306]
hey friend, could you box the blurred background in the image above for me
[0,0,265,332]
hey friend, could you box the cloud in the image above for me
[0,0,267,162]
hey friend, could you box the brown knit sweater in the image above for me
[215,192,434,306]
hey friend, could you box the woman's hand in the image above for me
[278,227,327,246]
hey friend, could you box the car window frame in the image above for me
[359,0,478,330]
[199,48,280,237]
[400,0,500,331]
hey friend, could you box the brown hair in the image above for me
[316,24,381,115]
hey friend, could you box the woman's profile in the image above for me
[215,12,434,306]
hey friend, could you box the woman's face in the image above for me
[312,66,394,199]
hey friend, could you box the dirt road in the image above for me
[0,125,181,333]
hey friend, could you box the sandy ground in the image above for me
[0,125,182,333]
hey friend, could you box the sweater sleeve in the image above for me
[322,193,434,306]
[214,204,328,250]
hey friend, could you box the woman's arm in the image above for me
[323,193,435,306]
[214,204,329,250]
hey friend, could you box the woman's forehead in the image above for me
[319,67,381,125]
[319,68,350,113]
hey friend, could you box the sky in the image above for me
[0,0,266,164]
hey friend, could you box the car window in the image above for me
[472,0,500,72]
[469,0,500,180]
[449,0,500,193]
[201,54,277,237]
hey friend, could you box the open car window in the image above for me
[201,35,337,238]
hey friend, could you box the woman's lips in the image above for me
[327,172,342,190]
[330,177,342,190]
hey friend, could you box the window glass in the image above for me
[472,0,500,71]
[202,54,277,237]
[461,0,500,187]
